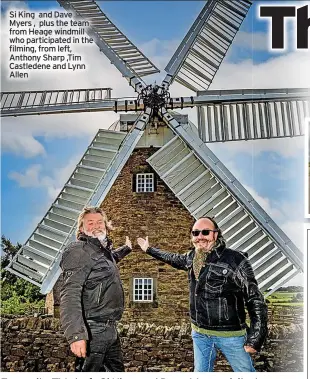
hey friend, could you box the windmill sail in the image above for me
[188,88,310,142]
[147,112,303,295]
[163,0,252,91]
[0,88,115,117]
[0,88,145,117]
[57,0,159,93]
[5,110,152,294]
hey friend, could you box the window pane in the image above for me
[135,174,154,193]
[133,277,153,302]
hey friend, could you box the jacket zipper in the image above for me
[97,282,103,305]
[193,268,199,324]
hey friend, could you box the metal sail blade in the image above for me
[169,88,310,141]
[162,0,252,91]
[147,109,303,295]
[57,0,160,93]
[0,88,146,117]
[5,110,152,294]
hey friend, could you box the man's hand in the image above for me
[137,236,149,252]
[244,345,257,354]
[125,236,132,249]
[70,340,87,358]
[107,220,114,230]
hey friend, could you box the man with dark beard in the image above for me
[60,206,132,372]
[137,217,267,372]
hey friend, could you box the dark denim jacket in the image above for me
[60,234,131,345]
[146,244,268,351]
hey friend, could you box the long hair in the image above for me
[76,206,113,240]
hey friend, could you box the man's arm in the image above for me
[112,245,132,263]
[111,236,132,263]
[137,236,190,271]
[146,247,190,271]
[236,258,268,352]
[60,242,93,347]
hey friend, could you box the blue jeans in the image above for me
[192,330,256,372]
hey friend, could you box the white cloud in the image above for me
[9,164,44,187]
[209,136,304,161]
[2,129,46,157]
[45,155,81,200]
[281,221,304,252]
[233,31,268,51]
[244,184,285,221]
[8,155,81,200]
[9,156,82,241]
[211,51,310,90]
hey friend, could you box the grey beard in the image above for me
[97,234,108,247]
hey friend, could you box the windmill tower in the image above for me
[1,0,308,316]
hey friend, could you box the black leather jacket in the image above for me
[60,234,131,344]
[146,243,268,351]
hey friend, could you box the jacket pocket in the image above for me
[205,264,228,293]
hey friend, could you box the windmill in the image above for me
[1,0,309,297]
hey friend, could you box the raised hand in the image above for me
[125,236,132,249]
[137,236,149,252]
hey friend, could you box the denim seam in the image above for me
[207,342,216,371]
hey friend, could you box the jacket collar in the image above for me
[214,242,226,258]
[78,233,112,250]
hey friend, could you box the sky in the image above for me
[1,0,310,287]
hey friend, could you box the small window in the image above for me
[133,278,153,302]
[136,173,154,193]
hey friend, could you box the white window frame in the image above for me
[133,277,154,302]
[136,173,154,193]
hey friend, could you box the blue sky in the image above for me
[1,1,309,286]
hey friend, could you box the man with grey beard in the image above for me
[137,217,267,372]
[60,206,132,372]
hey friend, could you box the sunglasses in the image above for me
[191,229,217,237]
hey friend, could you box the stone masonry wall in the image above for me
[104,148,195,324]
[48,147,195,323]
[1,306,303,372]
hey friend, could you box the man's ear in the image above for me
[214,231,218,241]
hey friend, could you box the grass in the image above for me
[265,291,303,306]
[270,303,303,307]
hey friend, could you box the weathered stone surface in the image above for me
[48,148,195,325]
[1,309,304,372]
